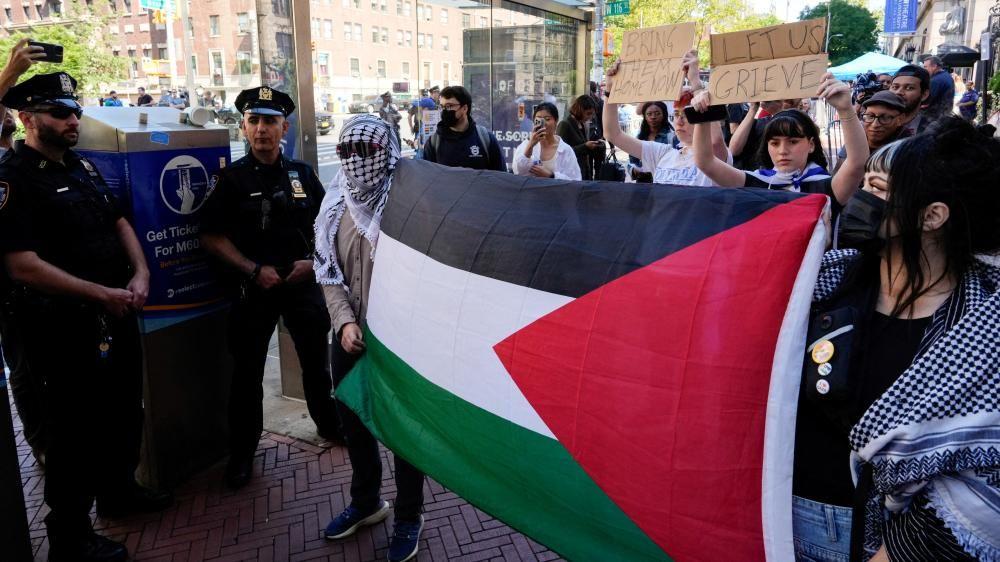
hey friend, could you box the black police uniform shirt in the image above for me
[199,152,324,276]
[0,141,132,291]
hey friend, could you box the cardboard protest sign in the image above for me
[608,23,697,104]
[708,18,829,103]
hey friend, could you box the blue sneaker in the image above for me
[387,515,424,562]
[324,500,390,540]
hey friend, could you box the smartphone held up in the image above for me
[28,41,63,63]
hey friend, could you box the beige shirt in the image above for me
[321,210,375,336]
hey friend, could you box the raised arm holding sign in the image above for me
[708,19,830,104]
[607,22,697,105]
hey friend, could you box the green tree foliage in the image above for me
[604,0,783,67]
[799,0,879,66]
[0,0,127,96]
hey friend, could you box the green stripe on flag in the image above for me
[336,328,670,562]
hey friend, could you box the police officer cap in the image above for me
[235,86,295,117]
[1,72,80,111]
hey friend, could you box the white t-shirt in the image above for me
[638,140,731,187]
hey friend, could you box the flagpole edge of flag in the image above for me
[761,206,829,562]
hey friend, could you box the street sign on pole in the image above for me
[140,0,169,11]
[605,0,630,17]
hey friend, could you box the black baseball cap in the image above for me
[862,91,906,111]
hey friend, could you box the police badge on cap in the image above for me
[234,86,295,117]
[1,72,81,111]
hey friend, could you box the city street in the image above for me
[230,116,417,186]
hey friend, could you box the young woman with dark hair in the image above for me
[556,94,605,180]
[628,101,674,182]
[690,73,868,216]
[793,117,1000,561]
[512,102,582,180]
[602,52,731,187]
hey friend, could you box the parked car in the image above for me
[214,105,241,125]
[316,111,334,135]
[348,96,381,113]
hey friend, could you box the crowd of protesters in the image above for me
[399,48,1000,562]
[1,30,999,562]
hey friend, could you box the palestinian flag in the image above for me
[336,159,828,561]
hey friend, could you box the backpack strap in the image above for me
[475,125,491,154]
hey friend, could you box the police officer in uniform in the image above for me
[0,73,171,562]
[200,86,338,489]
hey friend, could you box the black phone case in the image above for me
[683,105,727,124]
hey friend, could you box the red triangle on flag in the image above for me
[494,196,825,561]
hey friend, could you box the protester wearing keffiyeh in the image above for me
[812,249,1000,560]
[314,114,400,287]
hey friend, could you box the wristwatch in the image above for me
[249,263,262,280]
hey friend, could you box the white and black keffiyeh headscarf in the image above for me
[313,114,400,286]
[815,249,1000,560]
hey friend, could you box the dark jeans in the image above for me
[1,301,143,542]
[227,281,337,461]
[331,336,424,521]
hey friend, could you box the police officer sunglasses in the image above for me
[336,141,384,159]
[30,106,83,120]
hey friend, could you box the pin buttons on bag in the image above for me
[811,340,835,364]
[817,362,832,376]
[816,379,830,394]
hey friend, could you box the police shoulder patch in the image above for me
[0,181,10,210]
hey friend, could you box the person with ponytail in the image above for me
[793,117,1000,561]
[690,73,869,217]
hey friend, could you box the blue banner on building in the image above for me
[884,0,917,34]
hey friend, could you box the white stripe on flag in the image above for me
[761,213,828,562]
[367,233,572,439]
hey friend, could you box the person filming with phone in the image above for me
[602,51,731,187]
[512,102,582,180]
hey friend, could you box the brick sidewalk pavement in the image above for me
[11,396,562,562]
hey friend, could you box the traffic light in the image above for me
[152,10,166,25]
[603,29,615,57]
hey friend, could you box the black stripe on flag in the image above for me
[383,159,809,298]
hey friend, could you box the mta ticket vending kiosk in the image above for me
[77,107,232,488]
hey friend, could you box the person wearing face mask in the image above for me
[314,114,426,562]
[422,85,506,171]
[513,102,581,180]
[602,52,731,187]
[556,94,604,180]
[792,117,1000,562]
[691,72,868,217]
[200,86,339,489]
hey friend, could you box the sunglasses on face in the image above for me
[336,141,384,159]
[33,106,83,120]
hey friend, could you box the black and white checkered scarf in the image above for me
[313,114,399,286]
[814,249,1000,559]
